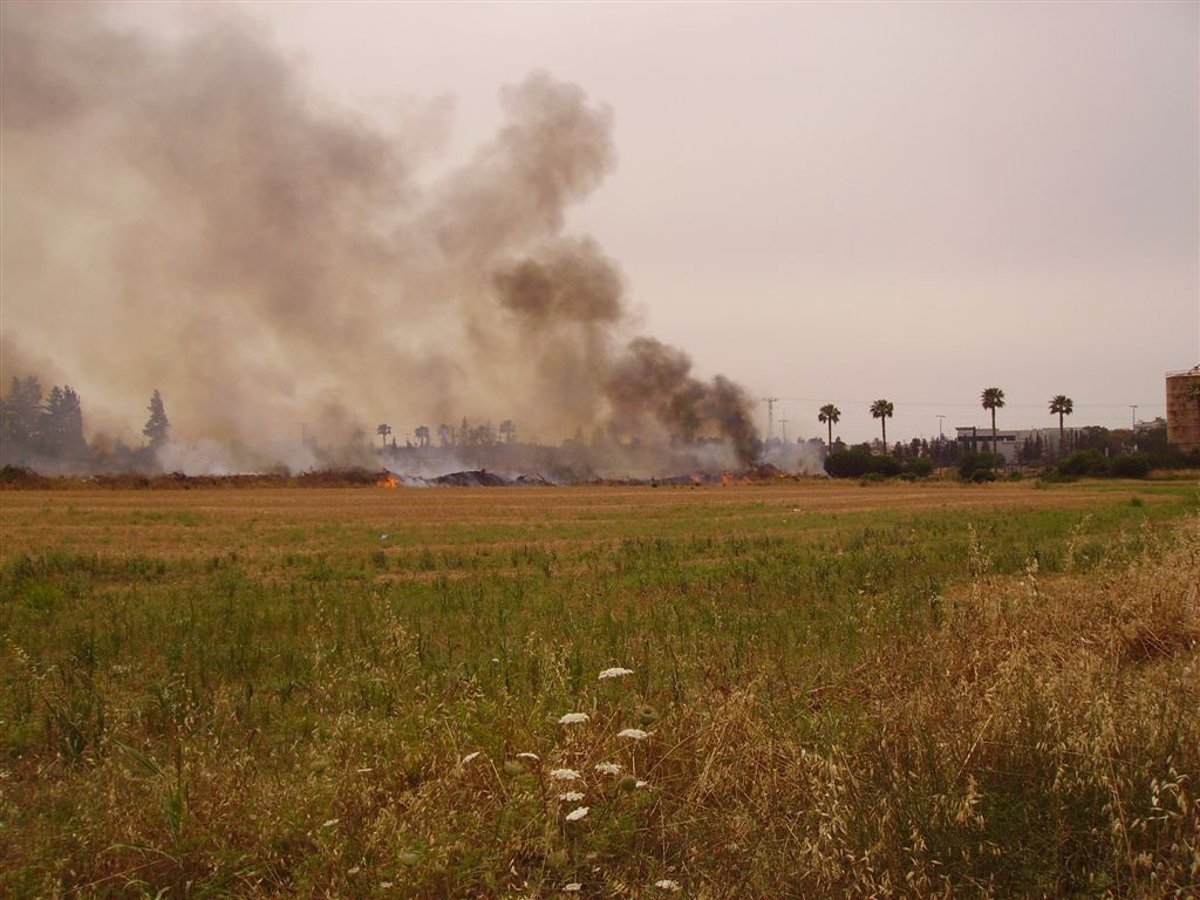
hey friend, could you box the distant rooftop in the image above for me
[1166,364,1200,377]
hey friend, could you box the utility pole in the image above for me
[1130,405,1138,451]
[780,416,789,445]
[936,415,945,438]
[762,397,779,442]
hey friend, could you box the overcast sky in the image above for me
[7,1,1199,446]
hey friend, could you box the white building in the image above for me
[955,426,1060,464]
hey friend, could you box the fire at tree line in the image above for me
[2,375,1197,482]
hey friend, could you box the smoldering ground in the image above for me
[1,3,761,476]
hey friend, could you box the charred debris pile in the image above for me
[0,463,798,491]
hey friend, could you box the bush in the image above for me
[825,449,873,478]
[1109,453,1152,479]
[904,458,934,478]
[827,450,904,479]
[1056,450,1109,478]
[971,469,996,483]
[870,455,903,477]
[958,451,997,481]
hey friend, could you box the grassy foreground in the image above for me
[1,480,1198,897]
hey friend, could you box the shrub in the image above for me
[1056,449,1109,478]
[958,451,997,481]
[870,455,903,477]
[827,450,906,479]
[825,449,872,478]
[1109,453,1151,479]
[904,458,934,478]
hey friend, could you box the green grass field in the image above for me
[2,480,1198,897]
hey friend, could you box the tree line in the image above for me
[817,386,1198,479]
[374,418,518,450]
[817,388,1088,456]
[1,376,169,469]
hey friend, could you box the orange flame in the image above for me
[377,473,399,488]
[721,471,733,487]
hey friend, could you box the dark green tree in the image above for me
[981,387,1006,458]
[143,389,170,448]
[869,399,894,451]
[818,404,840,449]
[1,375,43,460]
[43,385,87,459]
[1048,394,1073,455]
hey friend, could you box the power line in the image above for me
[761,396,779,440]
[777,396,1164,410]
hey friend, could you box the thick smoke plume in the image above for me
[1,4,760,475]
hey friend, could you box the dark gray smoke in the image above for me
[1,3,759,473]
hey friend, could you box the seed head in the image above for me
[598,666,634,680]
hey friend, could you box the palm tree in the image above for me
[376,423,392,448]
[1048,395,1073,454]
[414,425,430,447]
[869,399,894,451]
[817,404,841,449]
[981,387,1005,458]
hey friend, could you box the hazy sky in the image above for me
[5,1,1198,447]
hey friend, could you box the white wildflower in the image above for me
[347,866,360,875]
[598,666,634,680]
[558,712,589,725]
[559,790,585,801]
[594,761,622,775]
[655,879,681,892]
[516,752,540,762]
[563,885,582,894]
[636,779,649,789]
[550,768,581,781]
[617,728,650,740]
[321,818,339,828]
[461,751,481,764]
[380,882,394,889]
[565,806,589,822]
[380,533,388,540]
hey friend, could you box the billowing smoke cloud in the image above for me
[1,3,759,473]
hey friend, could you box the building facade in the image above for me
[1166,365,1200,451]
[955,426,1057,464]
